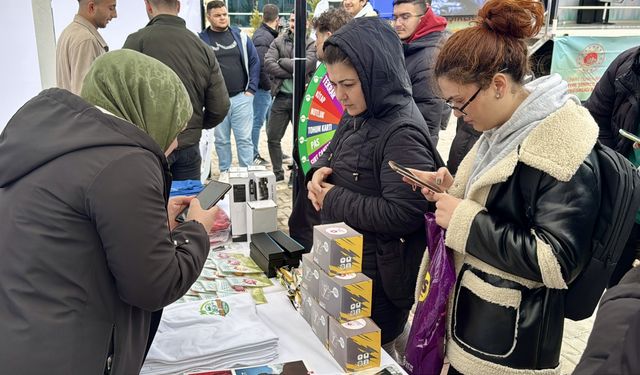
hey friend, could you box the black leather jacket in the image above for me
[443,101,601,375]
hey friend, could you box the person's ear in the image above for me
[176,0,181,13]
[492,73,508,99]
[144,0,153,15]
[87,0,96,15]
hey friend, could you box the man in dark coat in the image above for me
[584,46,640,286]
[251,4,280,166]
[306,16,442,352]
[123,0,230,181]
[393,0,451,145]
[264,12,317,181]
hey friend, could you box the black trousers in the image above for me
[266,94,293,179]
[167,144,201,181]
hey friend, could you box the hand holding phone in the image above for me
[619,129,640,144]
[175,180,231,223]
[388,161,443,193]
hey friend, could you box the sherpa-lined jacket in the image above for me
[437,101,601,375]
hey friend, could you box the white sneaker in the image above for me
[218,171,229,183]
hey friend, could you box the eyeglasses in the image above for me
[392,13,424,23]
[445,87,482,116]
[445,69,508,115]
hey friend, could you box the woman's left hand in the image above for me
[315,182,335,210]
[431,192,461,229]
[167,195,194,231]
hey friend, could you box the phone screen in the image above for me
[388,161,443,193]
[175,180,231,222]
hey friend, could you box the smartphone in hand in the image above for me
[388,160,443,193]
[619,129,640,144]
[175,180,231,222]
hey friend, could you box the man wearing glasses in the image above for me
[393,0,451,145]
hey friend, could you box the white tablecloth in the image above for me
[218,242,406,374]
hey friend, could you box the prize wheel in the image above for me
[297,63,344,175]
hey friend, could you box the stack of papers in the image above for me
[141,294,279,375]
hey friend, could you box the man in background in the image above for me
[124,0,229,181]
[313,7,353,61]
[200,0,260,181]
[342,0,376,17]
[264,12,317,182]
[251,4,280,167]
[288,7,352,253]
[393,0,450,145]
[56,0,117,95]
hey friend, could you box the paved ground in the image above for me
[208,117,595,374]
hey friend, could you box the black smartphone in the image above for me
[175,180,231,222]
[388,160,443,193]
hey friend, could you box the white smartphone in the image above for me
[619,129,640,143]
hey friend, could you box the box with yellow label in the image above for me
[318,271,372,322]
[328,317,381,372]
[312,222,363,276]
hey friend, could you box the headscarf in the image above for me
[80,49,192,151]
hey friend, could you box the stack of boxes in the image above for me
[299,222,381,372]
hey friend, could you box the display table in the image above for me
[219,242,407,374]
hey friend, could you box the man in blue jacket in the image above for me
[199,0,260,181]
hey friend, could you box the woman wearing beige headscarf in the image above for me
[0,50,219,374]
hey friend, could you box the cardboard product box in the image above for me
[229,171,250,242]
[246,200,277,242]
[299,287,313,324]
[268,230,305,267]
[328,317,381,372]
[252,171,277,202]
[318,271,372,322]
[309,297,330,348]
[312,222,363,276]
[300,253,320,300]
[249,232,286,278]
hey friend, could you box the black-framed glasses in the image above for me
[445,86,482,116]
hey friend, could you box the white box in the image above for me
[246,200,277,242]
[229,172,250,242]
[252,170,277,201]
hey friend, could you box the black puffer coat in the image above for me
[252,23,279,91]
[309,17,442,344]
[403,30,451,145]
[584,46,640,156]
